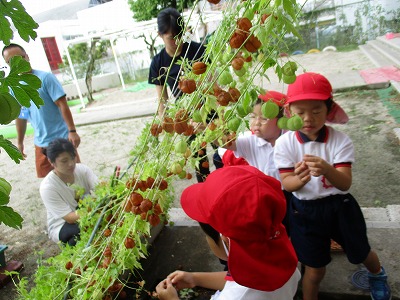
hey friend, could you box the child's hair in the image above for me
[2,43,26,57]
[324,98,333,112]
[157,7,184,38]
[199,222,220,244]
[43,138,76,163]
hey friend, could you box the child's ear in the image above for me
[283,105,292,118]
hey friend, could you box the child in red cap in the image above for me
[156,165,301,300]
[221,90,286,180]
[274,72,391,300]
[219,90,292,232]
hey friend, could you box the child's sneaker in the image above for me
[368,267,391,300]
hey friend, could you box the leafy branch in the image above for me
[0,0,38,45]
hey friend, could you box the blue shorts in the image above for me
[289,193,371,268]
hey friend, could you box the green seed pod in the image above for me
[236,105,248,118]
[227,117,241,132]
[287,115,304,131]
[174,140,188,154]
[282,61,298,76]
[224,108,234,122]
[282,74,296,84]
[261,100,279,119]
[234,67,247,77]
[277,116,289,129]
[218,71,233,86]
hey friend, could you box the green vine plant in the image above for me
[7,0,306,299]
[0,0,40,230]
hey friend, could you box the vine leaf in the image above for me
[0,205,23,229]
[0,135,24,163]
[0,56,43,108]
[0,189,23,230]
[0,0,38,44]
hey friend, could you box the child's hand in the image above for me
[303,154,331,177]
[156,278,179,300]
[167,270,196,290]
[294,161,311,183]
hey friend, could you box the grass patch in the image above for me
[376,86,400,124]
[0,123,34,139]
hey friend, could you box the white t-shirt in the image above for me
[40,164,98,242]
[234,134,281,182]
[274,126,354,200]
[211,268,301,300]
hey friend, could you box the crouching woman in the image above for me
[40,138,98,246]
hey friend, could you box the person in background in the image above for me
[40,138,97,246]
[148,7,218,182]
[148,7,205,116]
[156,165,300,300]
[2,43,81,178]
[274,72,391,300]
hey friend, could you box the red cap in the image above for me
[286,72,349,124]
[221,149,249,166]
[180,165,298,292]
[258,90,287,107]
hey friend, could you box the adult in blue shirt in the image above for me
[2,43,81,178]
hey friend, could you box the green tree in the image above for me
[127,0,197,22]
[59,39,109,103]
[127,0,197,59]
[0,0,42,230]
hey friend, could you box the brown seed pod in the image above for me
[146,177,155,189]
[202,161,210,169]
[158,179,168,190]
[244,34,262,53]
[207,0,221,4]
[131,205,142,215]
[178,78,197,94]
[123,199,133,212]
[130,192,143,206]
[231,57,245,70]
[150,124,162,137]
[103,246,112,257]
[140,199,153,213]
[153,203,163,215]
[208,122,217,131]
[183,124,195,136]
[229,32,247,49]
[244,55,252,62]
[217,91,231,106]
[228,87,241,102]
[149,214,161,227]
[261,14,270,24]
[162,117,174,133]
[175,109,189,121]
[213,84,224,97]
[192,61,207,75]
[237,17,252,33]
[174,118,189,134]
